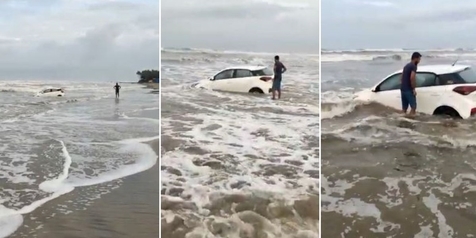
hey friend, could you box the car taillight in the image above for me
[453,86,476,95]
[260,76,272,82]
[471,108,476,115]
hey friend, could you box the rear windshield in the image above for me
[457,68,476,83]
[251,68,273,76]
[43,89,61,93]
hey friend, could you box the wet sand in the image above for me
[10,139,159,238]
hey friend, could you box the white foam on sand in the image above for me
[322,172,476,236]
[0,210,23,238]
[67,138,158,187]
[161,52,319,236]
[0,136,159,237]
[321,90,359,119]
[39,141,73,193]
[0,140,74,237]
[121,115,160,124]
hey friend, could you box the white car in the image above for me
[354,64,476,119]
[37,88,65,97]
[193,66,274,94]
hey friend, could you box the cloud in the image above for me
[360,1,394,7]
[322,0,476,50]
[343,0,395,7]
[0,0,159,80]
[162,0,319,53]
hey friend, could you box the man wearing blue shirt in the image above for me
[401,52,421,116]
[272,55,287,100]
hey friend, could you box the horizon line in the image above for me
[321,47,475,52]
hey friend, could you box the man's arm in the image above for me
[410,66,417,89]
[282,63,287,73]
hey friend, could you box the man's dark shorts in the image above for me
[272,77,282,91]
[401,90,416,110]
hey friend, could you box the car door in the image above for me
[230,69,254,93]
[373,73,402,110]
[211,69,234,91]
[413,72,440,115]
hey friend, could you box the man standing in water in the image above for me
[272,55,287,100]
[114,82,121,99]
[401,52,421,117]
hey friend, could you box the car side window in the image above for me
[252,70,265,76]
[234,69,253,78]
[214,70,233,80]
[415,73,437,87]
[377,73,401,92]
[437,73,464,85]
[251,68,273,76]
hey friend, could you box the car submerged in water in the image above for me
[354,64,476,119]
[192,66,274,94]
[36,88,64,97]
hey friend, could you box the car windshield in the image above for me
[457,68,476,83]
[251,67,273,76]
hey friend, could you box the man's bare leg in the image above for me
[272,90,276,100]
[278,90,281,99]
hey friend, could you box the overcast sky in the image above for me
[0,0,158,81]
[162,0,319,54]
[322,0,476,50]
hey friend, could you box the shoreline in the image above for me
[10,139,159,238]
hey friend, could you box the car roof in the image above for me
[223,65,268,71]
[391,64,471,75]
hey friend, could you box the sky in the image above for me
[162,0,319,54]
[0,0,159,81]
[322,0,476,50]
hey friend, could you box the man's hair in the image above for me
[274,55,279,60]
[411,52,422,60]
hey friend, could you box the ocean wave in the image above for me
[162,47,318,57]
[161,47,249,55]
[321,48,476,62]
[321,47,475,54]
[1,89,16,93]
[321,101,397,120]
[372,54,402,61]
[161,56,269,67]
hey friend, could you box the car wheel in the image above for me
[433,106,461,119]
[249,88,264,94]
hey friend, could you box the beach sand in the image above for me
[10,139,159,238]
